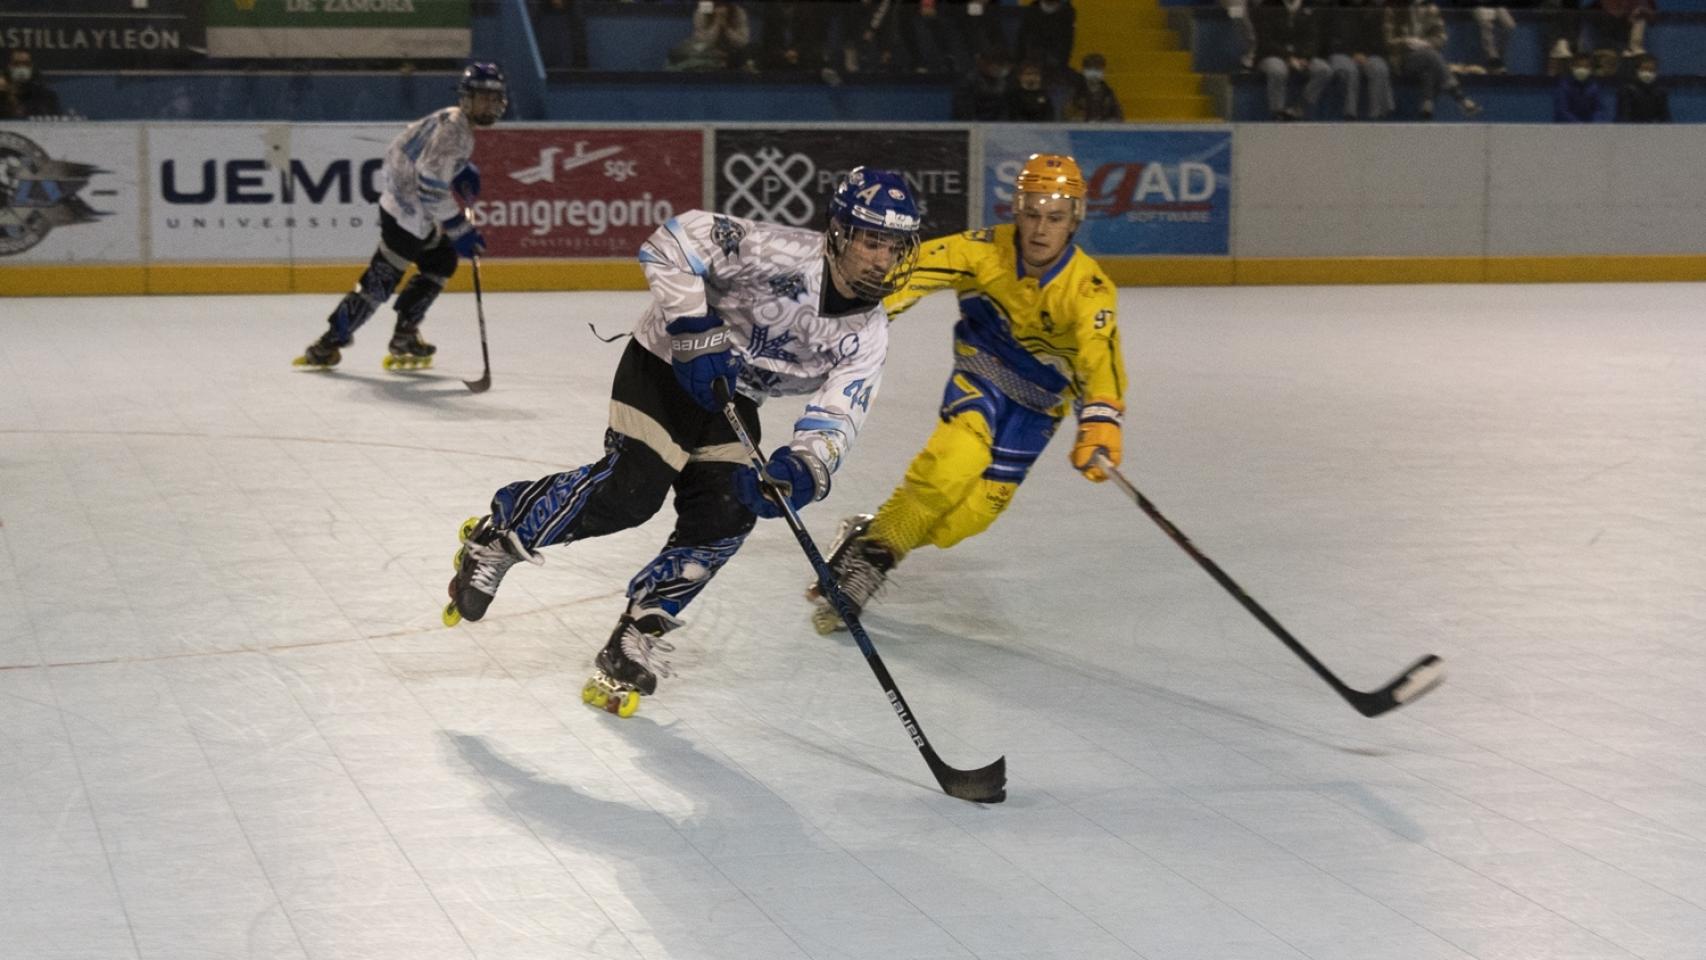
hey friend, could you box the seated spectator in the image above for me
[1540,0,1586,73]
[1590,0,1654,58]
[1065,52,1124,122]
[1324,0,1392,120]
[1554,52,1603,121]
[1252,0,1331,121]
[1385,0,1481,119]
[1616,55,1669,121]
[757,1,831,74]
[1007,58,1056,121]
[0,75,20,119]
[1018,0,1076,83]
[666,0,752,72]
[7,50,63,118]
[1470,4,1515,74]
[953,47,1014,121]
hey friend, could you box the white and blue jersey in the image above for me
[377,105,475,240]
[633,210,890,479]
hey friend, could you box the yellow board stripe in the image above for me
[9,256,1706,296]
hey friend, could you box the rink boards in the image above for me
[4,121,1706,295]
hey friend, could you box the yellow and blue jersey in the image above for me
[883,223,1124,416]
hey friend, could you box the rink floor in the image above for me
[2,283,1704,960]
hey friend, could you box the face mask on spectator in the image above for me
[1039,0,1061,11]
[9,66,30,84]
[1637,70,1657,84]
[1571,67,1591,82]
[1083,68,1104,84]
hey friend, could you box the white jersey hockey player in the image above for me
[294,61,506,371]
[442,167,923,717]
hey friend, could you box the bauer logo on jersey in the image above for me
[0,131,109,257]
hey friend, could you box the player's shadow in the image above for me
[443,723,835,953]
[319,369,540,420]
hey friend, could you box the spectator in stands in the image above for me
[0,75,21,120]
[1253,0,1331,121]
[757,1,832,75]
[837,0,906,76]
[1470,4,1515,74]
[1616,54,1670,121]
[1226,0,1258,71]
[1590,0,1654,58]
[952,46,1014,120]
[1540,0,1586,73]
[1017,0,1077,82]
[1007,58,1057,121]
[7,51,62,118]
[1554,52,1603,120]
[1385,0,1482,119]
[666,1,753,72]
[1324,0,1392,119]
[1065,52,1125,121]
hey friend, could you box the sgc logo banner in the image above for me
[713,128,968,235]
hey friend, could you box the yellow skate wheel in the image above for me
[453,546,464,571]
[615,691,641,718]
[459,516,481,541]
[380,355,396,370]
[581,682,599,705]
[812,607,842,635]
[442,601,462,627]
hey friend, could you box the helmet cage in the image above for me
[827,220,922,301]
[458,63,508,125]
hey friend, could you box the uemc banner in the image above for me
[983,127,1230,256]
[206,0,469,60]
[0,0,203,70]
[150,124,392,261]
[0,124,141,263]
[714,128,969,235]
[470,128,701,258]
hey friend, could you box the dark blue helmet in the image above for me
[458,61,507,126]
[826,167,922,300]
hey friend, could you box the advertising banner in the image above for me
[469,127,702,259]
[205,0,469,60]
[149,123,392,261]
[0,123,141,263]
[0,0,203,71]
[983,127,1231,256]
[713,128,970,235]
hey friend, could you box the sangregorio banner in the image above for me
[983,127,1231,256]
[471,128,701,258]
[0,124,140,262]
[713,128,969,235]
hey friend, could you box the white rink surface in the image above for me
[3,283,1705,960]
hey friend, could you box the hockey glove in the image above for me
[734,446,830,519]
[666,309,743,411]
[452,162,482,204]
[441,212,485,259]
[1071,400,1124,483]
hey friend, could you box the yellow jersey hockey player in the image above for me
[809,153,1126,633]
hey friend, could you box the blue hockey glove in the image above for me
[452,162,482,204]
[666,309,743,411]
[441,212,485,258]
[734,446,830,519]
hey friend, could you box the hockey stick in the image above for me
[462,250,492,394]
[1094,454,1444,718]
[715,382,1006,803]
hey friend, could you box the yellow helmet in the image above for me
[1014,153,1086,222]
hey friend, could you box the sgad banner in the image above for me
[982,127,1231,256]
[469,127,702,258]
[0,123,141,263]
[713,128,970,235]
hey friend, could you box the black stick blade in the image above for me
[1350,654,1445,718]
[462,370,491,394]
[931,753,1007,804]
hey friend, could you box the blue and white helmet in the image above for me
[458,61,508,126]
[826,166,922,301]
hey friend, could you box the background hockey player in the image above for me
[293,62,507,370]
[808,153,1125,634]
[442,168,923,716]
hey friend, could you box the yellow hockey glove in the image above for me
[1071,400,1123,483]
